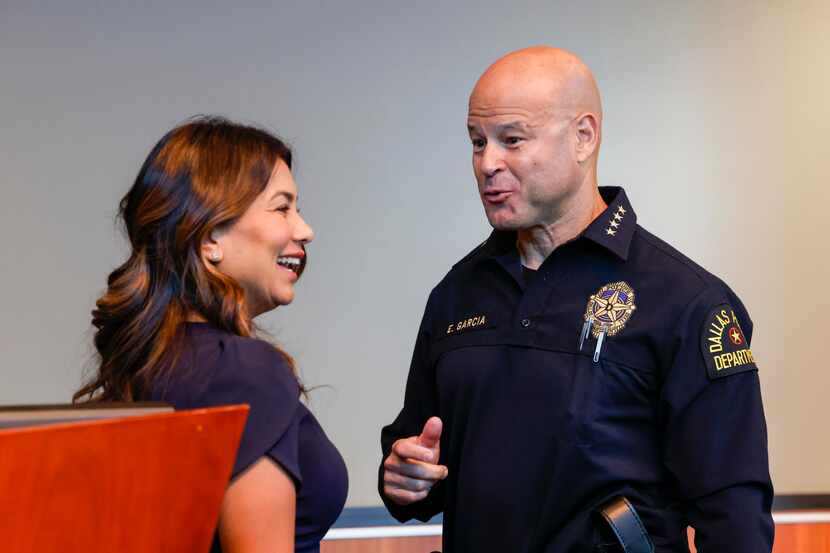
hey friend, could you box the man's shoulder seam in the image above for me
[633,225,716,287]
[451,238,489,269]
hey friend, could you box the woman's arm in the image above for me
[218,457,296,553]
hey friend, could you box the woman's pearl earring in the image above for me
[208,251,222,263]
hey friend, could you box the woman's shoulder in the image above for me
[173,324,307,479]
[160,323,301,409]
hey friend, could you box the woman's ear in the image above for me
[202,229,224,264]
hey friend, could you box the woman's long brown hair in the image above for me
[74,116,300,402]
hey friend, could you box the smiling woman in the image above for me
[73,116,347,553]
[207,158,314,315]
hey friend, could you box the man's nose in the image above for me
[478,144,504,177]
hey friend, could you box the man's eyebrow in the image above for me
[497,121,531,132]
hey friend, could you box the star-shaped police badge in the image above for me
[584,281,637,338]
[579,281,637,362]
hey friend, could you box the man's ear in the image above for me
[574,112,599,163]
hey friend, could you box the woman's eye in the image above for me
[274,205,290,216]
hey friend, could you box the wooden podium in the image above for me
[0,405,249,553]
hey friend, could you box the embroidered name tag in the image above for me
[446,314,489,336]
[701,304,757,379]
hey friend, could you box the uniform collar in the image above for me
[476,186,637,264]
[581,186,636,260]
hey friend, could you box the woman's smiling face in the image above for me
[210,158,314,317]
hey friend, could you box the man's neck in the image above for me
[517,186,606,269]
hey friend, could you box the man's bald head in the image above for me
[466,46,606,235]
[470,46,602,138]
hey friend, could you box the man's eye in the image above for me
[471,138,486,151]
[504,136,523,146]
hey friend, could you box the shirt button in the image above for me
[520,318,531,328]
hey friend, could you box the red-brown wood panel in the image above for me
[321,536,441,553]
[323,522,830,553]
[0,406,247,553]
[773,523,830,553]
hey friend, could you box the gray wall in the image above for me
[1,1,828,506]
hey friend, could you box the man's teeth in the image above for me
[277,257,301,273]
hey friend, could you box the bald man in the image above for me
[380,47,772,553]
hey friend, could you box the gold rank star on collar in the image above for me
[605,205,627,236]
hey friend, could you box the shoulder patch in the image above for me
[700,304,757,379]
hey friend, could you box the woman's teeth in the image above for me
[277,256,301,274]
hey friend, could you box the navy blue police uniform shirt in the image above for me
[151,323,348,553]
[380,187,773,553]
